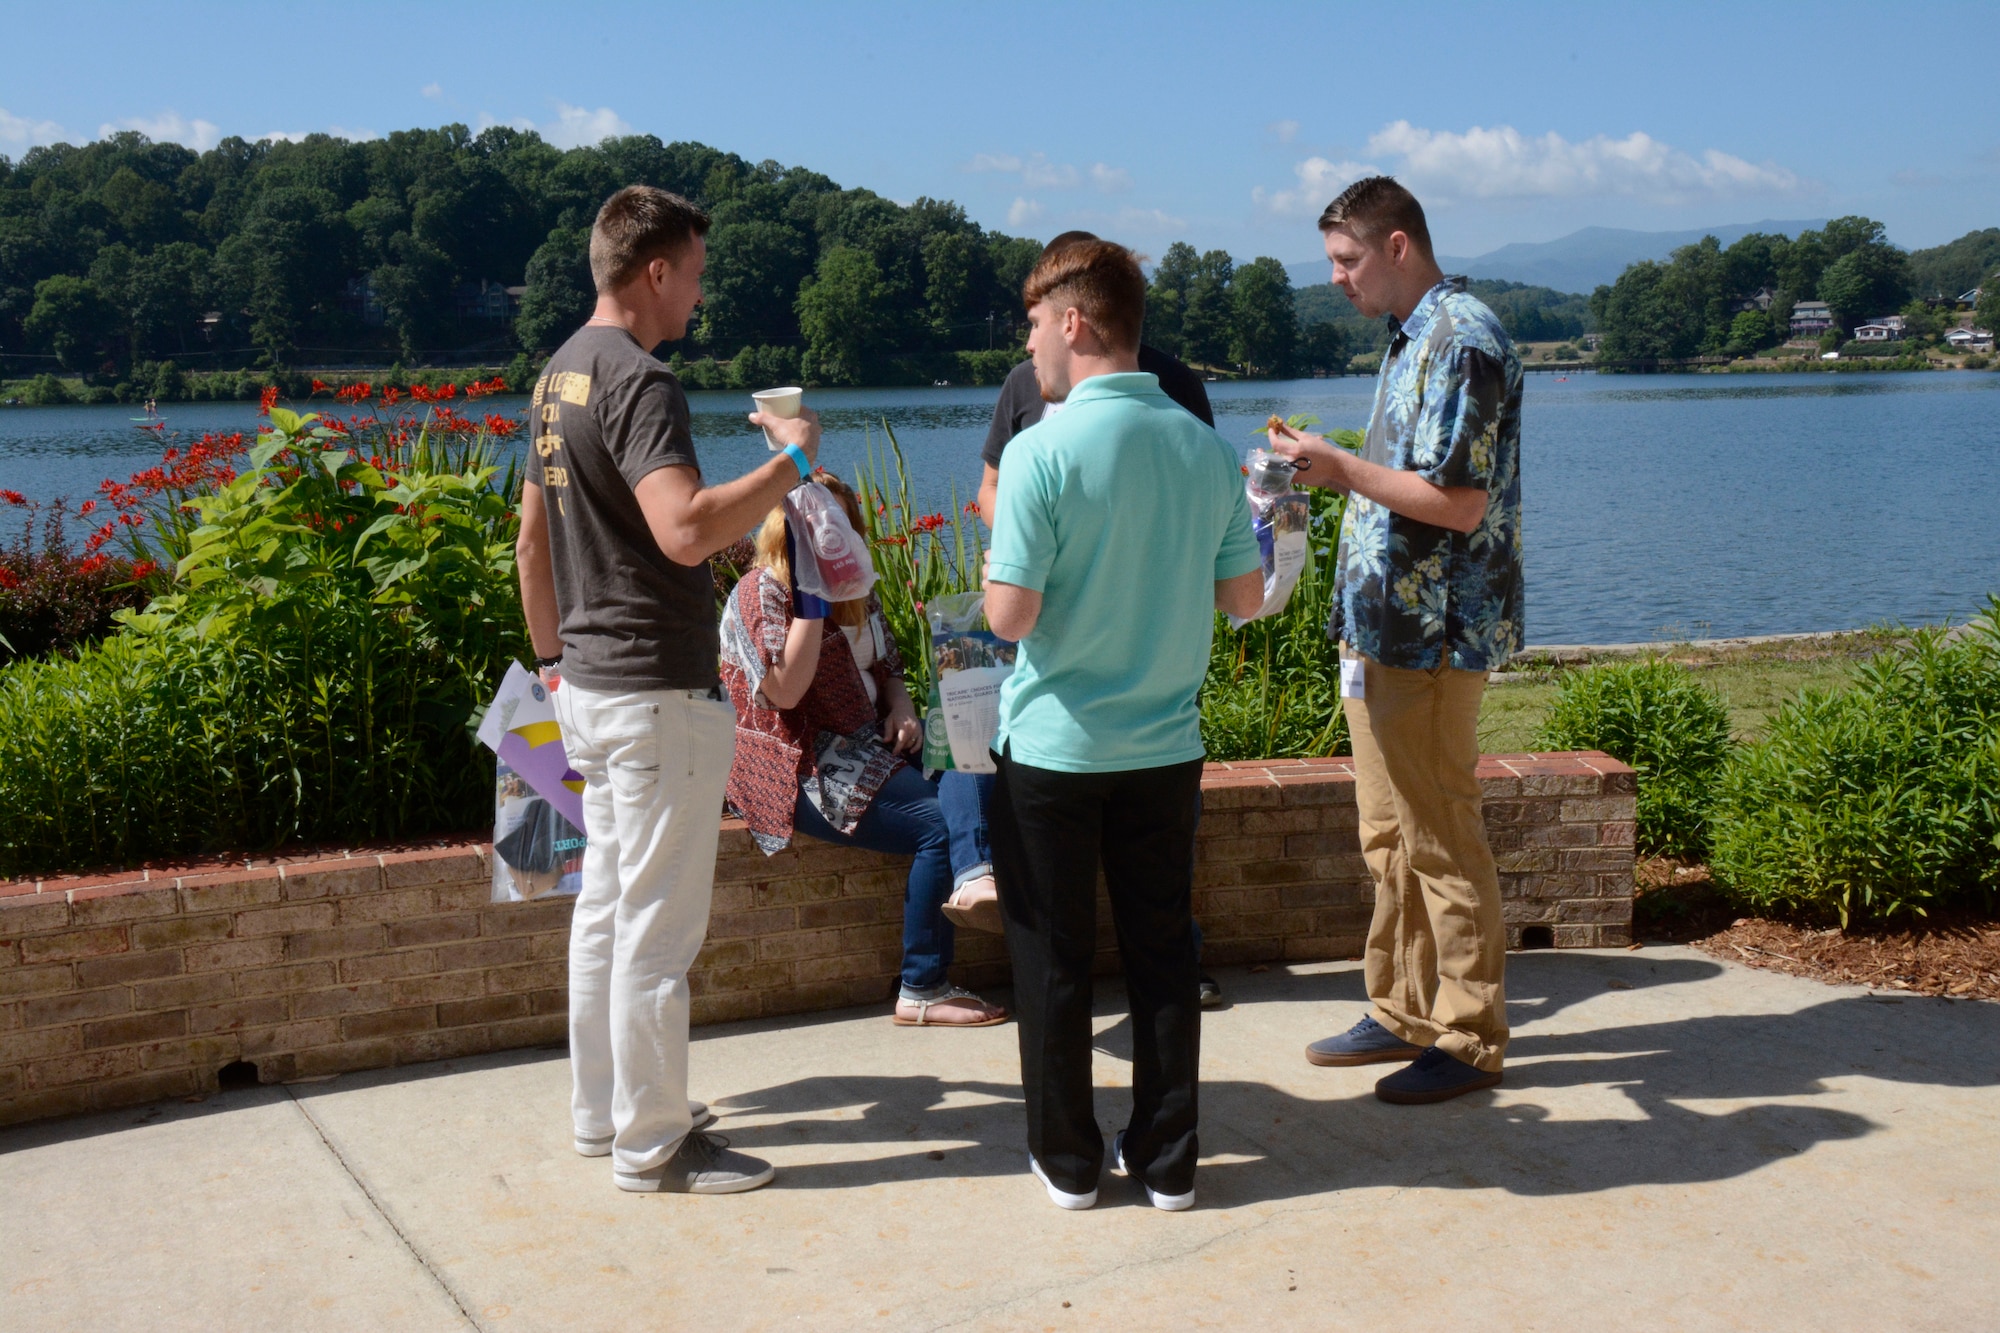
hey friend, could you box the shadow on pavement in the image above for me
[710,951,1997,1206]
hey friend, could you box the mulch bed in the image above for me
[1635,858,2000,1002]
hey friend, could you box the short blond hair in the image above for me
[589,185,710,293]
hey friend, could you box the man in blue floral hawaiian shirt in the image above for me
[1270,176,1523,1106]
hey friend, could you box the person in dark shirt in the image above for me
[975,231,1229,1009]
[976,232,1213,525]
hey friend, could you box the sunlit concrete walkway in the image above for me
[4,947,1997,1331]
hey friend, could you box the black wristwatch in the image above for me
[536,654,563,671]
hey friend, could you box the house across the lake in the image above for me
[1789,300,1834,337]
[1853,315,1906,342]
[1944,327,1994,351]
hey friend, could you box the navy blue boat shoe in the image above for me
[1374,1046,1503,1104]
[1304,1014,1425,1067]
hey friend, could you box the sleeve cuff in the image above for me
[985,560,1043,592]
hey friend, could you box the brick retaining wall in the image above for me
[0,752,1633,1127]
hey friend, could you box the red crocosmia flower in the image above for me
[910,513,948,534]
[119,514,144,527]
[381,387,404,407]
[78,499,97,517]
[0,567,19,590]
[130,559,157,580]
[409,384,436,403]
[437,382,457,400]
[0,490,24,505]
[311,379,329,394]
[483,414,520,437]
[258,385,280,415]
[77,554,110,575]
[964,501,980,515]
[872,535,908,547]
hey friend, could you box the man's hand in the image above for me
[1267,419,1486,534]
[881,700,923,756]
[1266,419,1352,489]
[749,406,822,464]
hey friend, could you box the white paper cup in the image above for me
[751,386,803,450]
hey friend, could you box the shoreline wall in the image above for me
[0,752,1635,1128]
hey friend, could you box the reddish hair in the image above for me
[1021,239,1145,354]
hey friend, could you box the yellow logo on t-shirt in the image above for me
[533,371,592,409]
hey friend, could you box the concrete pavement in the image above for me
[4,947,1997,1331]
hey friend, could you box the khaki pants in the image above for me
[1342,649,1508,1071]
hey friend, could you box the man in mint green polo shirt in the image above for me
[984,238,1264,1214]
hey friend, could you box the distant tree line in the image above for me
[0,126,1047,387]
[6,122,1735,393]
[1588,218,2000,363]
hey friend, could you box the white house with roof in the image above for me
[1945,327,1994,351]
[1853,315,1907,342]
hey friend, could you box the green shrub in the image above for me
[21,373,74,406]
[1965,354,1991,370]
[1532,659,1734,856]
[0,405,525,877]
[1708,608,2000,925]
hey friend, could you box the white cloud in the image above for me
[98,111,221,151]
[540,103,632,149]
[1257,122,1806,214]
[258,126,379,144]
[471,103,631,148]
[1007,197,1044,229]
[1254,156,1379,216]
[1381,121,1800,200]
[1089,163,1131,193]
[0,107,66,153]
[421,82,444,100]
[1268,119,1300,144]
[1108,206,1185,233]
[969,150,1120,191]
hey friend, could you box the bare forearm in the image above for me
[760,613,824,708]
[1270,427,1487,533]
[643,456,802,565]
[516,486,563,658]
[984,581,1042,641]
[977,464,999,527]
[1216,568,1265,618]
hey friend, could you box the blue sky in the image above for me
[6,0,1996,262]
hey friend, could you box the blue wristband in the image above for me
[781,443,810,483]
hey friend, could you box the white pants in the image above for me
[554,681,735,1175]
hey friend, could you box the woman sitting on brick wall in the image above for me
[718,474,1007,1028]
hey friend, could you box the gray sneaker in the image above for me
[575,1101,714,1157]
[615,1131,774,1194]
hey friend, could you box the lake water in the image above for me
[3,371,1996,645]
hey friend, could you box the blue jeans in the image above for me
[793,764,964,997]
[938,770,994,890]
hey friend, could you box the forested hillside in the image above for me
[1588,217,2000,362]
[0,126,1051,388]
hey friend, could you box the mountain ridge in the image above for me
[1285,219,1829,296]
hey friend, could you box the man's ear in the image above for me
[1386,231,1410,269]
[1060,305,1086,349]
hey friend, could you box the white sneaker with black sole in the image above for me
[1029,1154,1097,1210]
[1112,1131,1195,1211]
[615,1130,774,1194]
[575,1101,715,1157]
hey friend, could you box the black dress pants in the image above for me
[991,747,1204,1197]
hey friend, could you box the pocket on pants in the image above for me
[590,703,665,800]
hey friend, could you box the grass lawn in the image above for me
[1476,629,1905,754]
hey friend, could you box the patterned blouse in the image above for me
[1331,276,1525,672]
[719,566,907,855]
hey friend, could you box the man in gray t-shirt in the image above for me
[518,186,821,1195]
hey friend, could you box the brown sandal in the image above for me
[940,875,1003,934]
[893,987,1009,1027]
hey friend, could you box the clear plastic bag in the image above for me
[1230,449,1312,628]
[492,762,585,901]
[924,592,1016,776]
[783,482,877,603]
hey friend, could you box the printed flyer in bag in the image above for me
[924,592,1015,776]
